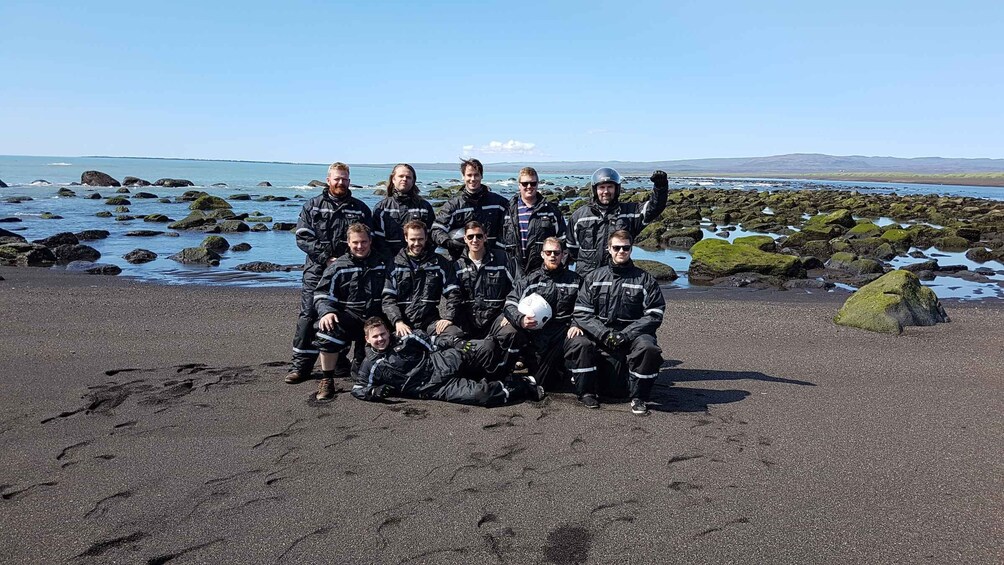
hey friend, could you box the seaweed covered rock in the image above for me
[201,235,230,253]
[81,171,121,187]
[168,211,216,230]
[733,235,775,252]
[0,243,57,266]
[189,195,232,211]
[154,178,195,188]
[124,249,158,264]
[634,259,678,281]
[688,239,804,284]
[169,247,221,265]
[834,270,949,334]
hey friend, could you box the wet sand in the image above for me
[0,266,1001,564]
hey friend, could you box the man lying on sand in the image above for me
[351,317,544,406]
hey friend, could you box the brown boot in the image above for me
[284,370,308,384]
[315,377,335,400]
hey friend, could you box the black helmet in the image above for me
[590,167,622,187]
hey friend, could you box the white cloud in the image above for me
[462,139,537,155]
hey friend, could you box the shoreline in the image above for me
[1,267,1001,563]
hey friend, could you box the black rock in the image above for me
[0,179,7,188]
[133,192,159,199]
[53,244,101,264]
[57,188,77,197]
[75,230,110,240]
[257,181,272,187]
[154,178,196,187]
[81,170,121,187]
[0,243,57,266]
[218,220,250,233]
[125,230,164,237]
[169,247,221,265]
[0,227,28,244]
[33,232,79,246]
[105,196,131,206]
[5,196,32,203]
[65,261,121,275]
[231,242,252,252]
[123,249,158,264]
[123,176,152,187]
[307,180,326,188]
[229,194,251,200]
[212,183,228,187]
[30,179,52,186]
[272,222,296,231]
[115,187,131,194]
[0,217,23,223]
[86,193,102,199]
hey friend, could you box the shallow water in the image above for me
[3,155,1002,299]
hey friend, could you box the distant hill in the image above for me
[391,153,1004,176]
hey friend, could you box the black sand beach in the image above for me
[1,267,1001,564]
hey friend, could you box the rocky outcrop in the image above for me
[57,188,77,197]
[688,239,804,285]
[231,243,252,252]
[0,228,28,244]
[235,261,294,273]
[81,171,121,187]
[0,179,7,188]
[154,178,195,187]
[33,232,78,247]
[257,181,272,187]
[0,243,57,266]
[168,212,216,230]
[52,244,101,264]
[834,270,949,334]
[123,176,152,187]
[189,195,232,211]
[634,259,678,281]
[123,249,158,264]
[201,235,230,253]
[169,247,221,265]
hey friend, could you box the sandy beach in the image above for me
[0,266,1001,564]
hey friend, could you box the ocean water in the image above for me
[2,155,1002,299]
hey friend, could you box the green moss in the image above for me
[733,235,775,251]
[932,235,970,252]
[847,222,881,237]
[805,209,855,228]
[834,270,948,334]
[689,239,803,280]
[880,228,913,245]
[189,195,232,211]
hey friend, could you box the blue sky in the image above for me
[2,1,1002,163]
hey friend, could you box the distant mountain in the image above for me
[411,153,1004,175]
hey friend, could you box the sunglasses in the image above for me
[465,233,485,241]
[519,181,539,188]
[542,249,562,256]
[610,245,632,252]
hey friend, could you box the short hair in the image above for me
[346,222,371,239]
[402,219,427,234]
[518,166,538,179]
[542,236,564,251]
[460,158,484,176]
[328,162,350,175]
[464,221,484,233]
[363,316,388,334]
[608,230,632,245]
[387,163,418,197]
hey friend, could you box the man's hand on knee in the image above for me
[319,313,339,332]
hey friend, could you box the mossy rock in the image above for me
[801,224,845,239]
[204,209,238,220]
[428,188,453,199]
[847,258,885,275]
[932,235,970,252]
[114,206,130,213]
[169,247,221,265]
[825,251,857,270]
[800,239,833,259]
[144,214,173,223]
[57,188,77,197]
[847,222,881,238]
[965,247,994,263]
[95,211,113,218]
[733,235,775,252]
[834,270,948,334]
[201,235,230,253]
[881,228,913,246]
[229,194,252,201]
[805,209,856,229]
[218,220,250,233]
[105,196,131,206]
[40,212,64,219]
[246,216,273,223]
[634,259,678,281]
[871,242,897,261]
[952,226,981,242]
[688,239,804,283]
[168,211,216,230]
[189,195,232,211]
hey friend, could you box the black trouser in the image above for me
[439,315,519,378]
[521,329,578,392]
[291,268,323,376]
[425,345,532,407]
[313,309,367,379]
[566,333,662,401]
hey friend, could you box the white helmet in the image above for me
[517,293,552,328]
[449,227,467,244]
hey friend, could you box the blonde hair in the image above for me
[328,162,350,175]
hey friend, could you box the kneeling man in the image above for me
[569,230,666,414]
[351,317,543,406]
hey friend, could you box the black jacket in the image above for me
[572,260,665,341]
[500,194,567,278]
[566,183,667,276]
[295,188,373,281]
[453,248,514,333]
[372,191,436,260]
[312,252,386,319]
[382,247,461,328]
[352,331,463,400]
[504,265,582,343]
[431,187,508,257]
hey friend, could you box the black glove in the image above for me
[603,331,628,350]
[650,170,669,190]
[368,385,393,400]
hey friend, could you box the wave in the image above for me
[46,162,72,166]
